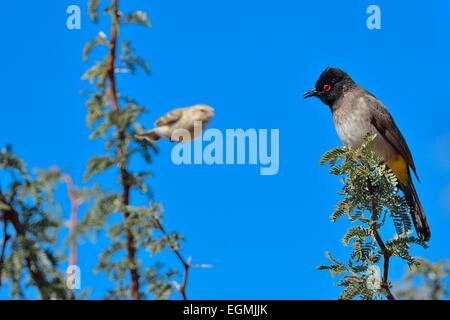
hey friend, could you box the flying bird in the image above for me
[135,104,215,143]
[304,67,430,241]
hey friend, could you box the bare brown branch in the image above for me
[106,0,141,300]
[152,214,191,300]
[62,175,82,267]
[367,179,396,300]
[108,0,120,113]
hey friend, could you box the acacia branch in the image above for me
[152,214,191,300]
[0,195,50,299]
[0,213,10,286]
[107,0,141,300]
[367,179,396,300]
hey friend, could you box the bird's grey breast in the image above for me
[332,92,375,148]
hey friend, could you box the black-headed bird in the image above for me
[304,67,430,241]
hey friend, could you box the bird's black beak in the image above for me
[303,88,319,99]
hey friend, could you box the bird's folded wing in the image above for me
[368,97,420,181]
[155,108,183,126]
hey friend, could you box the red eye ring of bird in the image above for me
[323,84,331,92]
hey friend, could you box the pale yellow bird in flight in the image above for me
[135,104,215,143]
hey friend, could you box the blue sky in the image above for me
[1,0,450,299]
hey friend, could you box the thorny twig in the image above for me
[151,213,192,300]
[106,0,141,300]
[367,179,396,300]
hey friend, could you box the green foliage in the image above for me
[120,42,151,75]
[0,146,68,299]
[88,0,102,23]
[84,156,116,182]
[317,134,428,300]
[83,32,108,61]
[82,62,108,88]
[122,11,152,27]
[396,259,450,300]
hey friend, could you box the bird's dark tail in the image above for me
[401,180,431,242]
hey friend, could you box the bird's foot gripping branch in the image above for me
[317,134,428,300]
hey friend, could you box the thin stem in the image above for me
[107,0,141,300]
[121,170,141,300]
[152,214,190,300]
[108,0,120,113]
[367,179,396,300]
[62,175,81,267]
[0,213,10,286]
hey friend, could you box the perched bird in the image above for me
[136,104,214,143]
[304,67,430,241]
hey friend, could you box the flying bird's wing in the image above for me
[368,96,420,181]
[155,108,184,127]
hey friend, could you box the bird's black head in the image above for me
[303,67,355,107]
